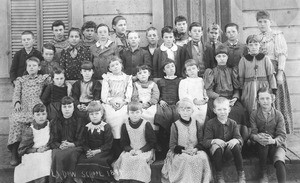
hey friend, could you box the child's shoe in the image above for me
[215,171,225,183]
[238,170,246,183]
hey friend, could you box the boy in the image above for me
[222,23,247,68]
[182,22,207,76]
[153,26,184,78]
[120,31,151,76]
[81,21,97,48]
[174,15,191,46]
[203,97,246,183]
[71,61,102,120]
[10,31,43,83]
[142,27,160,60]
[250,87,286,183]
[48,20,69,60]
[204,23,222,69]
[40,43,59,75]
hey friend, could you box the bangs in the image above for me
[32,103,46,114]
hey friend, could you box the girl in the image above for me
[59,27,91,80]
[113,101,156,183]
[256,10,293,134]
[132,65,159,130]
[41,66,71,120]
[204,44,249,140]
[179,59,208,125]
[40,43,59,75]
[14,104,52,183]
[8,56,50,166]
[152,26,184,78]
[154,59,181,160]
[90,23,119,80]
[110,15,129,54]
[238,35,277,115]
[101,56,133,160]
[161,98,211,183]
[49,96,84,183]
[75,101,114,183]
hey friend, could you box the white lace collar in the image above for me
[86,121,107,133]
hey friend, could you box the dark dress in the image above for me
[41,84,68,120]
[49,115,84,183]
[76,121,114,181]
[204,66,248,127]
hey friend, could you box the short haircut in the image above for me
[51,66,65,78]
[112,15,126,29]
[81,60,94,70]
[136,64,151,75]
[52,20,65,30]
[61,96,75,105]
[213,97,229,108]
[87,100,105,115]
[127,101,143,112]
[224,23,239,32]
[26,56,41,65]
[176,98,194,110]
[256,10,270,21]
[43,43,56,53]
[175,15,187,24]
[32,103,47,114]
[246,35,260,44]
[81,21,97,32]
[96,23,110,32]
[189,22,202,31]
[21,30,34,38]
[127,30,140,38]
[68,27,82,39]
[257,87,273,99]
[207,23,222,34]
[146,27,158,36]
[161,26,174,38]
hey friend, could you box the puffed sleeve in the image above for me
[265,56,277,89]
[120,123,132,152]
[12,77,22,106]
[18,125,34,156]
[274,32,288,70]
[100,124,114,152]
[203,68,219,99]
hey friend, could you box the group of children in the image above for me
[8,9,291,183]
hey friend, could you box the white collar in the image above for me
[160,43,178,52]
[86,121,106,133]
[164,75,177,79]
[96,39,113,48]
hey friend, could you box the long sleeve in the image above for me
[10,51,21,82]
[149,82,160,105]
[140,122,156,152]
[59,49,67,69]
[203,68,220,99]
[18,126,34,156]
[131,82,139,102]
[49,119,61,149]
[274,110,286,147]
[232,121,243,146]
[143,49,152,70]
[274,32,288,71]
[12,77,22,106]
[101,75,110,103]
[41,84,52,105]
[124,75,133,103]
[92,80,102,101]
[120,123,132,152]
[265,57,277,89]
[203,120,215,148]
[71,80,81,105]
[231,67,240,98]
[250,110,259,139]
[169,123,178,152]
[100,124,114,152]
[152,49,159,78]
[195,121,205,150]
[74,118,84,147]
[238,58,246,89]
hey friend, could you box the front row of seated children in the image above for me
[15,87,287,183]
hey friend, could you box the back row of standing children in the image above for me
[9,10,291,183]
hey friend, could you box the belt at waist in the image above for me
[244,77,267,82]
